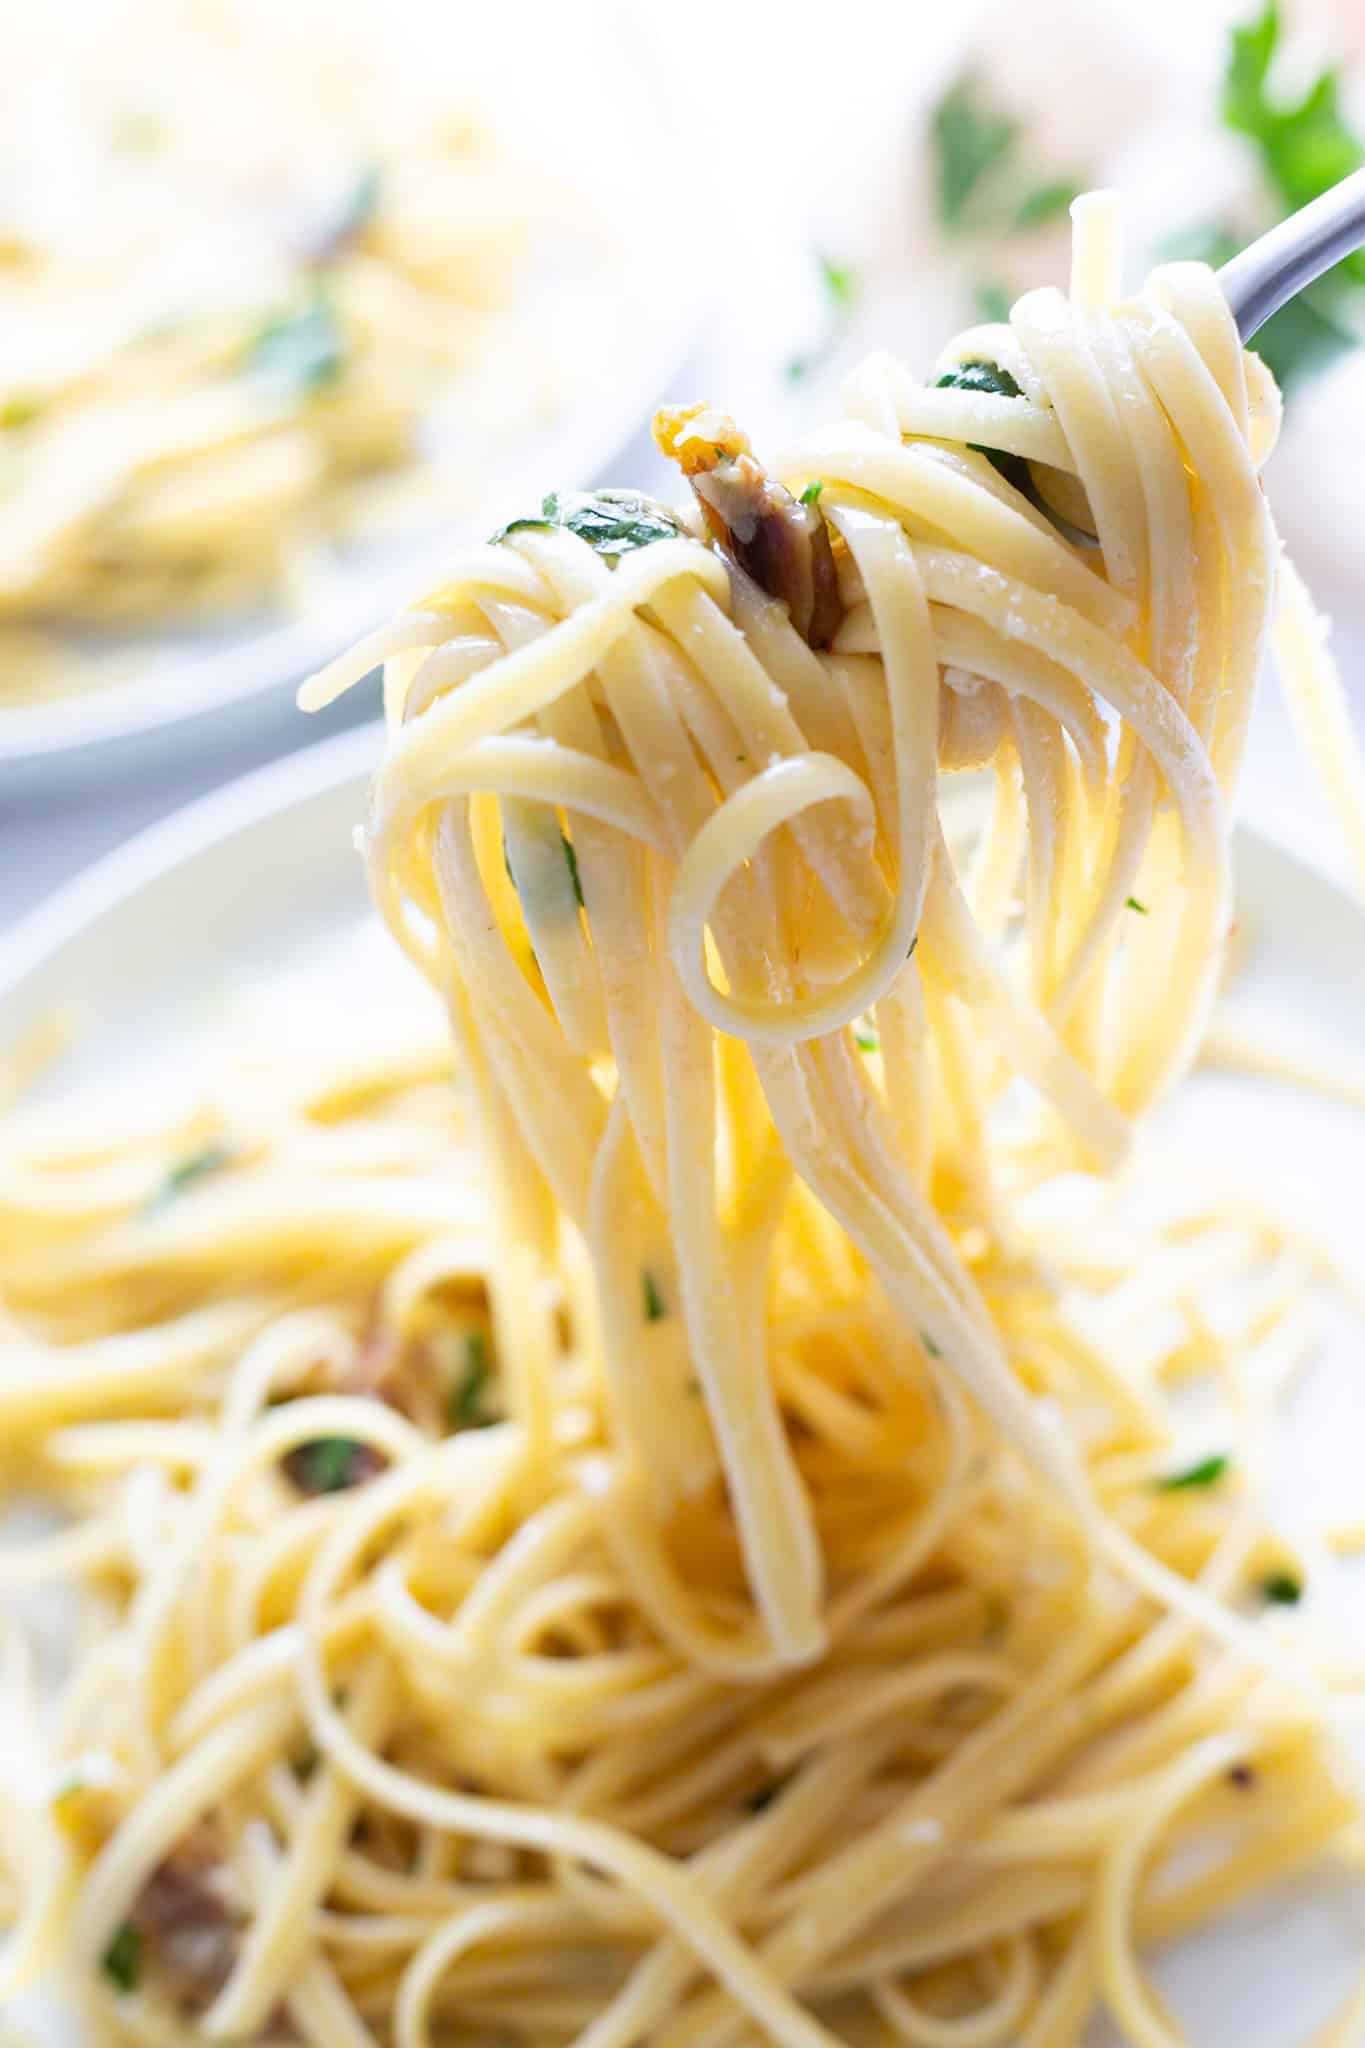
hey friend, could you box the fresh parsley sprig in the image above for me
[1168,5,1365,391]
[492,490,681,557]
[449,1331,497,1429]
[930,74,1083,237]
[1156,1452,1230,1492]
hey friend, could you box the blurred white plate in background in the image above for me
[0,3,708,794]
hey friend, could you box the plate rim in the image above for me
[0,719,380,1003]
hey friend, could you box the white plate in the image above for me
[2,725,1363,2046]
[0,5,706,794]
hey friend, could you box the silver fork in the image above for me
[1219,164,1365,342]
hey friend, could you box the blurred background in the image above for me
[2,0,1363,928]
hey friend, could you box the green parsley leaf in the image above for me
[1157,1452,1230,1492]
[284,1436,382,1495]
[854,1028,880,1052]
[1011,178,1081,230]
[973,281,1013,324]
[1126,896,1149,914]
[1260,1569,1303,1605]
[492,489,681,557]
[642,1270,666,1323]
[818,251,858,313]
[553,488,682,556]
[249,289,346,395]
[103,1922,142,1993]
[1225,3,1363,226]
[562,833,584,908]
[1224,1,1280,138]
[935,360,1023,401]
[921,1331,942,1359]
[934,360,1034,495]
[450,1332,497,1430]
[1253,288,1355,389]
[143,1142,234,1216]
[490,510,558,544]
[1223,6,1365,283]
[501,831,584,909]
[931,75,1019,228]
[799,480,823,506]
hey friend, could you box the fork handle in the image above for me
[1218,166,1365,342]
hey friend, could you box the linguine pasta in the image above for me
[2,192,1364,2047]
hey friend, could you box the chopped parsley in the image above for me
[921,1331,943,1359]
[449,1332,497,1430]
[491,489,682,557]
[501,831,584,909]
[283,1436,383,1495]
[1260,1569,1303,1605]
[799,480,824,506]
[930,74,1083,238]
[562,833,584,908]
[935,359,1023,401]
[1165,7,1365,392]
[1225,4,1364,240]
[1126,896,1149,914]
[1157,1451,1230,1492]
[854,1027,880,1052]
[1011,178,1081,230]
[103,1922,142,1993]
[641,1270,666,1323]
[931,76,1019,228]
[248,289,346,395]
[817,251,858,313]
[143,1142,234,1215]
[933,360,1033,497]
